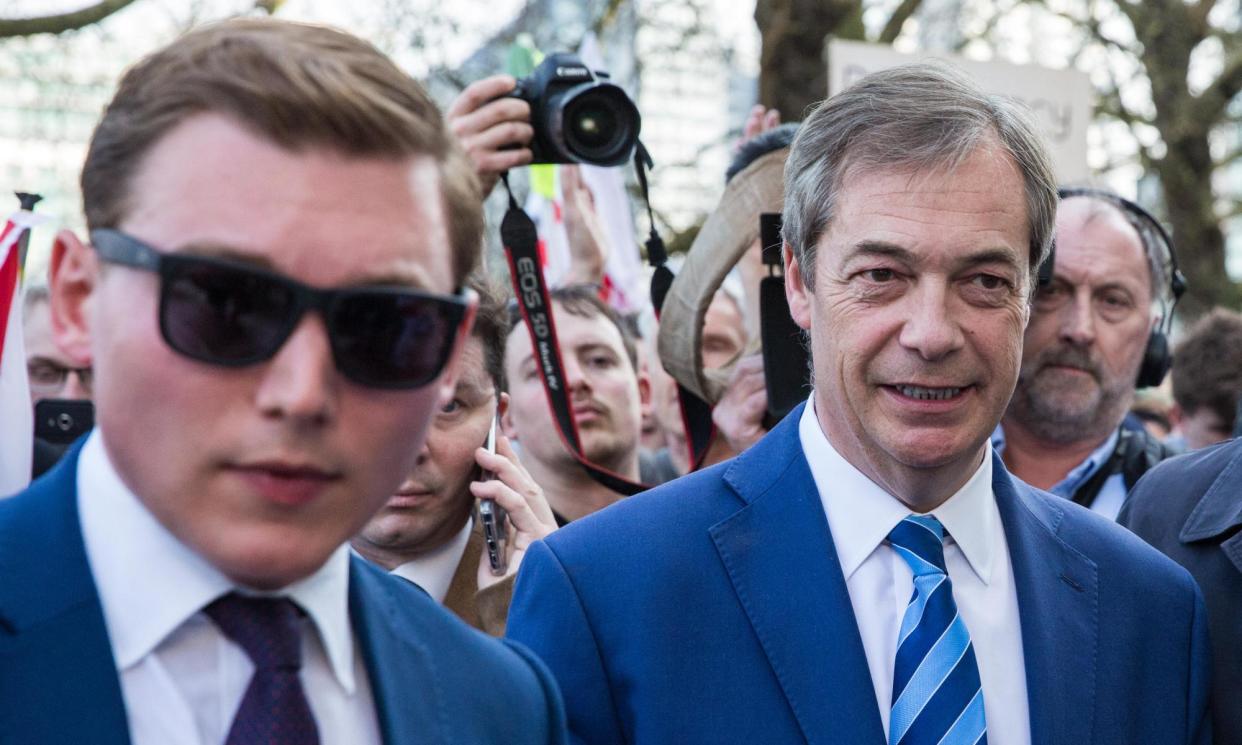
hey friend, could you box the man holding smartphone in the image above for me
[353,278,558,635]
[24,284,92,407]
[0,19,565,744]
[24,283,95,477]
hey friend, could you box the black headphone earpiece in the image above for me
[1037,239,1055,287]
[1135,265,1190,388]
[1136,328,1171,390]
[1170,267,1188,299]
[1053,187,1186,388]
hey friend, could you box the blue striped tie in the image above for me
[886,515,987,745]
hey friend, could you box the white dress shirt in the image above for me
[77,431,382,745]
[390,517,473,603]
[992,425,1127,520]
[799,398,1031,745]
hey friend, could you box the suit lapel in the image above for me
[709,406,885,745]
[0,444,131,745]
[441,529,484,628]
[350,557,450,744]
[993,457,1098,745]
[1179,445,1242,576]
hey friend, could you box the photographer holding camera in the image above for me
[447,58,666,510]
[449,71,618,290]
[448,56,639,192]
[447,75,535,195]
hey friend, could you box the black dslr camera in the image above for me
[510,53,641,167]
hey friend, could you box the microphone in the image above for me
[757,213,811,426]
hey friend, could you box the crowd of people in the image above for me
[6,15,1242,745]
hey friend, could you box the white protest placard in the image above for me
[828,39,1093,182]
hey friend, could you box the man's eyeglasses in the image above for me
[27,360,93,395]
[90,230,469,390]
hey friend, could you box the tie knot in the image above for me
[205,593,305,672]
[887,515,948,577]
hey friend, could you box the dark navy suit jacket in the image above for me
[508,403,1211,745]
[1121,437,1242,745]
[0,443,567,745]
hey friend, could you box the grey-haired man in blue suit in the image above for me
[508,64,1209,745]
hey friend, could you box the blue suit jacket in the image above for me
[0,443,567,745]
[1120,437,1242,744]
[507,403,1211,745]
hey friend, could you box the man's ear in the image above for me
[1168,403,1184,429]
[636,351,655,420]
[496,407,516,442]
[48,229,97,366]
[496,391,510,421]
[499,391,518,442]
[636,363,652,408]
[435,301,478,410]
[784,243,812,331]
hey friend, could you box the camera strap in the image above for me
[499,146,714,496]
[500,171,647,495]
[635,143,715,471]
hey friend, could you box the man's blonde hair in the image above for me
[82,18,482,284]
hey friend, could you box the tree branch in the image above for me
[1094,84,1158,171]
[954,2,1004,52]
[592,0,628,35]
[1094,154,1137,175]
[1214,143,1242,169]
[0,0,141,38]
[1095,78,1154,128]
[1191,0,1218,37]
[1195,47,1242,124]
[1099,128,1157,172]
[1083,11,1139,57]
[1216,199,1242,222]
[877,0,924,44]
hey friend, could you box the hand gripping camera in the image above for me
[511,52,642,167]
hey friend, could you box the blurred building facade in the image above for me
[0,31,119,260]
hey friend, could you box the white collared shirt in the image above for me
[992,425,1127,521]
[77,431,382,745]
[799,398,1031,745]
[391,517,474,603]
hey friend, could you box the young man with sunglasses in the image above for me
[0,19,565,745]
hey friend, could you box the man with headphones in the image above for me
[996,187,1184,521]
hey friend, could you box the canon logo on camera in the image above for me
[554,65,591,79]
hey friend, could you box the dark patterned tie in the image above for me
[205,593,321,745]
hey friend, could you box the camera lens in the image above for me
[560,85,639,166]
[570,106,616,148]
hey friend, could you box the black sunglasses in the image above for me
[90,229,469,390]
